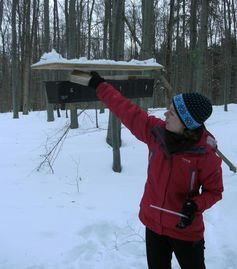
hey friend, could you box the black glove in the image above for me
[176,200,197,229]
[88,71,105,89]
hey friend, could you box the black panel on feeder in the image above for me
[45,81,97,104]
[45,79,154,104]
[108,79,154,99]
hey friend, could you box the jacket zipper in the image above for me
[187,168,196,199]
[148,149,155,163]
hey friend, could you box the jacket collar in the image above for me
[151,125,216,157]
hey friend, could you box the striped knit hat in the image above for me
[172,92,213,130]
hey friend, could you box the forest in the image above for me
[0,0,236,116]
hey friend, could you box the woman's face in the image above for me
[164,104,185,134]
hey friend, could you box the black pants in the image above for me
[145,227,206,269]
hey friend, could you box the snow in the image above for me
[31,49,163,68]
[1,104,237,269]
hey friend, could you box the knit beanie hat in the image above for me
[172,92,213,130]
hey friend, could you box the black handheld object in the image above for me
[176,200,197,229]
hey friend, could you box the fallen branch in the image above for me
[37,124,70,173]
[37,108,87,173]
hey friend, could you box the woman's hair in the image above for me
[183,125,205,143]
[165,125,205,154]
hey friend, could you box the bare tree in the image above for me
[22,0,31,115]
[1,25,11,112]
[11,0,19,118]
[223,0,232,111]
[124,2,141,59]
[103,0,111,59]
[231,0,237,102]
[87,0,95,59]
[68,0,79,128]
[189,0,198,91]
[65,0,69,54]
[77,0,85,56]
[68,0,77,57]
[30,0,42,110]
[0,0,3,31]
[53,0,60,51]
[43,0,55,121]
[195,0,209,95]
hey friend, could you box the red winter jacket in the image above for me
[96,82,223,241]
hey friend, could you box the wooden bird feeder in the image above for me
[31,53,163,104]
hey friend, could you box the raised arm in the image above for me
[96,81,161,144]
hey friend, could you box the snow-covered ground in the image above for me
[0,104,237,269]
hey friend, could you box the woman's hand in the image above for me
[88,71,105,89]
[176,200,197,229]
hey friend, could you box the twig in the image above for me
[37,108,87,173]
[71,157,81,192]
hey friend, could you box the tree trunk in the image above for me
[195,0,209,95]
[223,0,232,111]
[70,105,79,129]
[103,0,111,59]
[189,0,198,91]
[141,0,155,110]
[0,0,3,31]
[107,0,125,173]
[111,112,121,172]
[53,0,60,50]
[173,0,181,93]
[65,0,69,56]
[1,31,10,112]
[165,0,175,85]
[68,0,79,128]
[141,0,155,59]
[44,80,54,121]
[11,0,19,118]
[111,0,124,60]
[44,0,54,121]
[22,0,31,115]
[87,0,95,59]
[231,0,237,102]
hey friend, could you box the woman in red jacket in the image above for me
[86,72,223,269]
